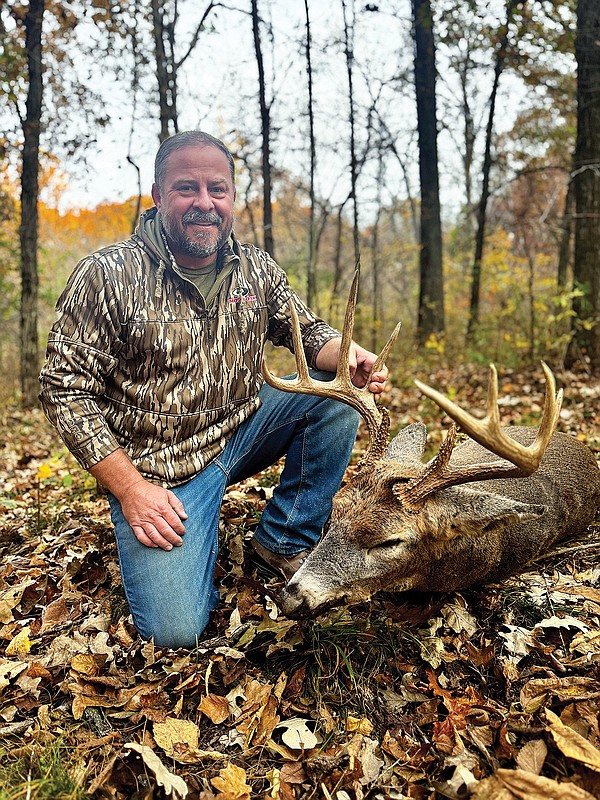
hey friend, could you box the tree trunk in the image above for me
[20,0,45,408]
[341,0,360,265]
[151,0,178,142]
[412,0,445,345]
[565,0,600,372]
[370,146,384,353]
[557,176,573,288]
[304,0,317,309]
[329,205,346,325]
[251,0,275,258]
[467,0,522,340]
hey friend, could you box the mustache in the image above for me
[183,210,222,226]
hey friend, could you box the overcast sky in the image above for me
[45,0,534,221]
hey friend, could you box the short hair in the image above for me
[154,131,235,190]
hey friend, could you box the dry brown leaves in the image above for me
[0,365,599,799]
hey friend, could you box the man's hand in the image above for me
[315,337,389,399]
[120,480,187,550]
[90,449,187,550]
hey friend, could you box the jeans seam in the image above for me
[223,410,309,478]
[273,409,311,548]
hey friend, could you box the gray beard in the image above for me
[162,210,227,258]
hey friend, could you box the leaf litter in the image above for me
[0,364,599,799]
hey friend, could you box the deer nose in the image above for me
[279,587,305,618]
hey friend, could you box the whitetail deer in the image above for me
[263,272,600,618]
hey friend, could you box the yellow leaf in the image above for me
[153,718,224,764]
[71,653,107,676]
[545,708,600,772]
[345,715,374,735]
[154,717,199,753]
[6,626,32,657]
[211,762,252,800]
[36,463,52,480]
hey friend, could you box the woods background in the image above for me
[1,3,600,799]
[1,0,600,408]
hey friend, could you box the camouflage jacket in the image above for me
[39,210,339,486]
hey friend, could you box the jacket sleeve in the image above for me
[264,255,340,366]
[39,256,124,470]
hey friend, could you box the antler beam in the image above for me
[262,269,401,459]
[394,363,563,510]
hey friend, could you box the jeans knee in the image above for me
[133,590,217,649]
[323,398,360,433]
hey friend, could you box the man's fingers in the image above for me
[123,482,187,550]
[167,490,188,519]
[161,503,187,536]
[132,521,182,551]
[132,526,159,548]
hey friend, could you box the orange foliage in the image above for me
[39,196,154,255]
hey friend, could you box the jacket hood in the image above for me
[136,207,179,297]
[136,207,168,260]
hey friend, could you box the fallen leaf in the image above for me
[5,626,32,657]
[545,708,600,772]
[496,767,597,799]
[0,579,35,623]
[516,739,547,775]
[345,715,374,735]
[498,625,538,658]
[153,717,224,764]
[211,762,252,800]
[198,693,231,724]
[71,653,107,676]
[124,743,188,799]
[272,718,321,751]
[535,615,589,633]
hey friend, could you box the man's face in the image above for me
[151,145,236,267]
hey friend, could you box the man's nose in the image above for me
[192,187,214,211]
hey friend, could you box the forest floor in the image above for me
[1,363,599,800]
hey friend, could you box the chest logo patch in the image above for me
[229,286,257,303]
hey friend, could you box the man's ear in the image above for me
[151,183,161,210]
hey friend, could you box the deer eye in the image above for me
[367,537,404,555]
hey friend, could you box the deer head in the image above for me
[262,271,563,617]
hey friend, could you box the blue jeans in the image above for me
[108,373,359,648]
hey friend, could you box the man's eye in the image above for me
[211,186,226,194]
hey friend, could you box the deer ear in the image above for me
[428,486,547,540]
[385,423,427,462]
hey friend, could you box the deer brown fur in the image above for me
[262,271,600,618]
[279,423,600,617]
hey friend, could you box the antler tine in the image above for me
[394,363,563,511]
[336,269,360,385]
[414,362,562,474]
[262,269,398,449]
[370,321,403,378]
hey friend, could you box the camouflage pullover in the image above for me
[39,209,339,486]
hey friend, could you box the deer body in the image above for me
[280,425,600,617]
[262,270,600,619]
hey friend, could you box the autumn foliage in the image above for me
[1,366,599,798]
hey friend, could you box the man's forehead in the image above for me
[165,145,231,177]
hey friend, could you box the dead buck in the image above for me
[263,272,600,618]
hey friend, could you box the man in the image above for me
[39,131,388,649]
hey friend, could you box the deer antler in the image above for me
[262,269,402,463]
[393,363,563,510]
